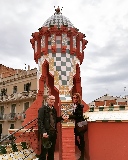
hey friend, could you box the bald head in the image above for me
[47,95,55,107]
[48,95,55,100]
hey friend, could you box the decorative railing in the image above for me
[0,90,37,102]
[1,112,26,121]
[6,113,17,121]
[0,114,4,120]
[0,117,38,159]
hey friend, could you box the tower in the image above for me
[22,6,88,158]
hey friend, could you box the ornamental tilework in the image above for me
[61,103,73,115]
[37,36,80,95]
[51,34,56,46]
[0,149,36,160]
[35,41,37,53]
[80,41,82,53]
[41,36,45,48]
[62,34,67,46]
[73,36,76,48]
[54,71,59,86]
[72,59,76,73]
[49,57,54,71]
[59,95,72,101]
[69,72,73,88]
[43,54,49,60]
[43,14,74,29]
[37,59,42,91]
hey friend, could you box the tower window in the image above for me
[62,34,67,46]
[35,41,37,53]
[41,36,45,48]
[51,34,56,46]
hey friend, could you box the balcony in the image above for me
[6,113,17,121]
[0,114,5,122]
[0,90,37,102]
[17,112,26,121]
[0,113,26,122]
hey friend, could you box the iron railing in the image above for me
[0,114,4,120]
[0,117,38,159]
[0,112,26,121]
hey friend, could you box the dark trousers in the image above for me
[75,130,85,157]
[39,132,57,160]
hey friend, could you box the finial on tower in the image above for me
[54,6,63,15]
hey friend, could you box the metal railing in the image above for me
[0,90,37,102]
[0,117,38,159]
[0,112,26,121]
[0,114,4,120]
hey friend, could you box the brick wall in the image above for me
[61,123,75,160]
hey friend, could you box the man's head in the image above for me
[46,95,55,106]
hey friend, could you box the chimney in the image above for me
[16,69,19,74]
[104,100,107,106]
[28,65,30,71]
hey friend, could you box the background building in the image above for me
[0,64,37,139]
[88,94,128,107]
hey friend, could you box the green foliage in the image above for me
[11,143,18,152]
[21,142,28,150]
[0,145,7,154]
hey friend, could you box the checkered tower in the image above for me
[29,7,88,156]
[30,6,88,105]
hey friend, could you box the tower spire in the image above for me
[54,6,63,15]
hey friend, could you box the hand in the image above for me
[62,115,69,121]
[43,133,49,138]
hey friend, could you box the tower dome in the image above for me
[43,14,75,28]
[42,6,75,29]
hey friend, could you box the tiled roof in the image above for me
[95,95,115,101]
[43,14,74,29]
[88,94,127,107]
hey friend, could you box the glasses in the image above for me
[73,97,78,99]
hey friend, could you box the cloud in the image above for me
[0,0,128,103]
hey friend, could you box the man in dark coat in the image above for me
[38,95,66,160]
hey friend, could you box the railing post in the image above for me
[59,98,75,160]
[61,122,75,160]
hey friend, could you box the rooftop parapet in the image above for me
[84,105,128,122]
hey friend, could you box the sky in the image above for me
[0,0,128,103]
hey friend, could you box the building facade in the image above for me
[0,65,38,138]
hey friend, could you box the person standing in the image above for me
[38,95,66,160]
[67,93,85,160]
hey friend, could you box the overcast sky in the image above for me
[0,0,128,103]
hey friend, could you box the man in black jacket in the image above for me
[38,95,66,160]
